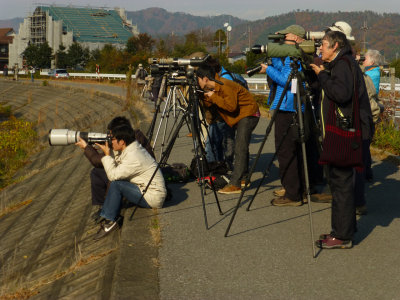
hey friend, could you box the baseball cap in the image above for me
[277,25,306,39]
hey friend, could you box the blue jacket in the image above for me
[365,65,380,93]
[266,57,304,112]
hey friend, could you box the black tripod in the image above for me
[130,71,224,228]
[224,59,317,257]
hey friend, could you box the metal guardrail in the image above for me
[1,71,399,91]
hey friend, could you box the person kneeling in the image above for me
[94,125,166,240]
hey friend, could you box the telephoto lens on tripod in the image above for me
[48,129,110,146]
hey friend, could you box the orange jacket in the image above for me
[204,74,259,127]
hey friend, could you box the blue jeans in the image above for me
[205,121,235,170]
[100,181,150,221]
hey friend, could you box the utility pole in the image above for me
[360,20,369,53]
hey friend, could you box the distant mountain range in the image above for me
[2,8,400,60]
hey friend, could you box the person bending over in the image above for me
[196,64,260,194]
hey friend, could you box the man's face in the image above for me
[320,39,338,62]
[284,33,304,45]
[198,76,207,89]
[111,137,124,151]
[284,33,297,45]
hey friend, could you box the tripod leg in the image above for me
[224,73,292,237]
[147,75,167,141]
[247,113,296,211]
[294,77,317,258]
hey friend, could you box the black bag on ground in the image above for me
[189,158,229,178]
[161,163,191,183]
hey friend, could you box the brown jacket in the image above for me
[204,74,259,127]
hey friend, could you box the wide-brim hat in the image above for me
[277,25,306,39]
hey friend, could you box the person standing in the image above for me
[260,25,307,207]
[311,31,373,249]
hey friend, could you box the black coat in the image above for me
[317,45,373,140]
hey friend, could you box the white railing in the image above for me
[1,71,399,91]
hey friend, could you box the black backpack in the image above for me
[138,68,147,80]
[220,69,249,90]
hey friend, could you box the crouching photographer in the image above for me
[72,117,155,223]
[93,124,166,240]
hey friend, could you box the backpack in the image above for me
[220,69,249,90]
[138,68,147,80]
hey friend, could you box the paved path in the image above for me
[156,108,400,299]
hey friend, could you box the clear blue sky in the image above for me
[2,0,399,20]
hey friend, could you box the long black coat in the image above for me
[317,45,374,140]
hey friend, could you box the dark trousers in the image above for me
[274,111,304,201]
[90,167,109,206]
[229,116,259,187]
[354,139,371,207]
[329,165,356,240]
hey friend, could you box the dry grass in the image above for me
[0,248,118,299]
[0,199,32,219]
[149,208,161,247]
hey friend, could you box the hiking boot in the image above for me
[93,217,122,240]
[315,236,353,249]
[218,184,241,194]
[311,193,332,203]
[271,197,302,207]
[356,205,368,216]
[241,180,251,188]
[273,187,286,197]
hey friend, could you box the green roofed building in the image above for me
[9,5,138,67]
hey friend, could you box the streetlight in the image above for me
[224,22,232,52]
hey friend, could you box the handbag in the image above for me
[318,57,363,169]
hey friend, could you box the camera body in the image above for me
[48,129,111,146]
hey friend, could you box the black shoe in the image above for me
[93,217,121,240]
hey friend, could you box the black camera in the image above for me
[48,129,112,146]
[336,115,354,132]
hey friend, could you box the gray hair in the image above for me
[365,49,382,65]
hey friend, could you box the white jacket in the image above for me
[101,141,166,208]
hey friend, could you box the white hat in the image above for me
[329,21,355,40]
[138,63,143,67]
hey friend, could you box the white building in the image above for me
[9,5,139,67]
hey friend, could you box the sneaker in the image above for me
[315,236,353,249]
[93,217,121,240]
[356,205,368,215]
[318,233,332,240]
[311,193,332,203]
[241,180,251,188]
[273,187,285,197]
[218,184,241,194]
[271,197,302,207]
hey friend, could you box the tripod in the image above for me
[130,71,224,228]
[151,80,191,161]
[224,59,317,257]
